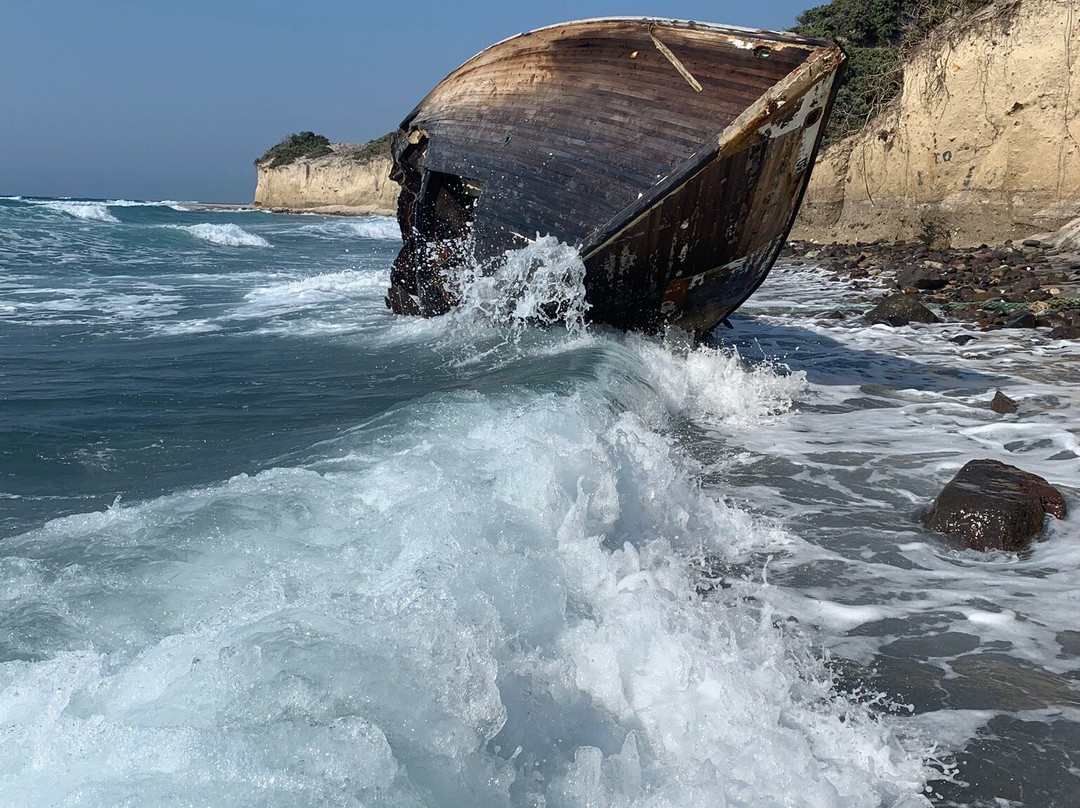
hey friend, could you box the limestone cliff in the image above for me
[794,0,1080,246]
[254,143,398,215]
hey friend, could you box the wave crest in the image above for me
[32,200,119,223]
[301,217,400,240]
[171,224,270,247]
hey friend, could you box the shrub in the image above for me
[256,132,333,168]
[350,133,394,164]
[792,0,994,144]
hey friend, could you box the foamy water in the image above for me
[297,216,401,240]
[1,197,1077,806]
[170,223,271,247]
[29,199,120,223]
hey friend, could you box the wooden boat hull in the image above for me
[386,18,844,336]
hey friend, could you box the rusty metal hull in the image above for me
[386,18,844,336]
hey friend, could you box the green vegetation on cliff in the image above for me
[256,132,394,170]
[350,133,393,164]
[792,0,995,143]
[256,132,333,168]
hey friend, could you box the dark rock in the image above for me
[1004,310,1038,328]
[990,391,1019,414]
[1022,238,1042,247]
[865,294,941,326]
[897,265,949,290]
[950,334,978,345]
[922,459,1067,551]
[1050,325,1080,339]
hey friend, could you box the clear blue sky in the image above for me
[1,0,812,202]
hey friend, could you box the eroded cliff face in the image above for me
[254,144,397,215]
[794,0,1080,246]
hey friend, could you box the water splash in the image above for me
[630,333,808,428]
[450,235,590,336]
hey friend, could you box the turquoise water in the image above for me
[1,196,1078,806]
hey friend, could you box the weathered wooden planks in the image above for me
[386,17,844,336]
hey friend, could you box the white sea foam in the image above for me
[300,216,401,240]
[171,223,270,247]
[147,319,224,336]
[713,264,1080,689]
[0,358,933,805]
[0,287,183,325]
[232,269,387,320]
[106,199,191,211]
[630,334,808,428]
[31,200,119,223]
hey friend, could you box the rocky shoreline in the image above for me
[780,239,1080,339]
[776,237,1075,552]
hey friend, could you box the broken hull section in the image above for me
[386,18,844,336]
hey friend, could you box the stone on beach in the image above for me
[922,459,1067,551]
[989,391,1019,414]
[864,293,940,326]
[782,238,1080,338]
[896,265,948,290]
[1004,310,1038,329]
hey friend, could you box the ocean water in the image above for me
[0,196,1077,807]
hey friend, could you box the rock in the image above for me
[959,288,993,302]
[951,334,978,345]
[1050,325,1080,339]
[865,294,941,326]
[897,265,948,290]
[990,391,1019,414]
[1004,310,1038,328]
[922,459,1067,551]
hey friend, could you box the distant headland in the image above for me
[253,132,397,216]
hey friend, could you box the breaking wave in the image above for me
[30,200,119,223]
[0,375,933,806]
[106,199,191,211]
[300,216,401,240]
[630,334,808,428]
[171,223,271,247]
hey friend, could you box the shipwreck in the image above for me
[386,18,845,337]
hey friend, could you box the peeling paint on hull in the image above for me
[386,17,844,337]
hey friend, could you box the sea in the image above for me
[1,195,1078,807]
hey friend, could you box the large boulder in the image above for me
[865,294,941,326]
[922,459,1067,551]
